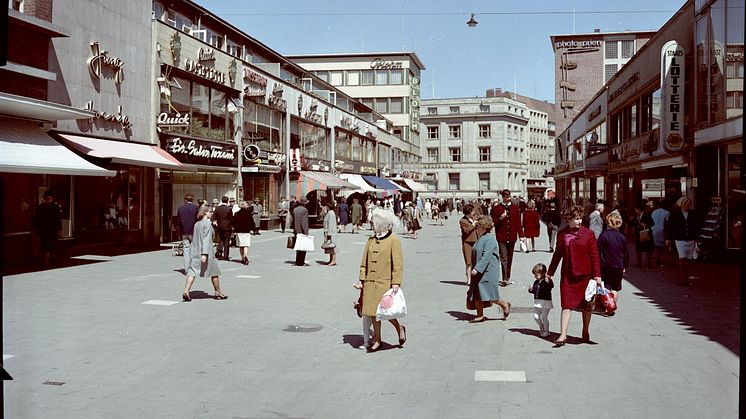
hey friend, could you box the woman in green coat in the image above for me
[355,209,406,352]
[468,215,511,322]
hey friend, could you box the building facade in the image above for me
[287,52,425,179]
[419,96,530,199]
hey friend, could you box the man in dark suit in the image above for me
[293,198,310,266]
[491,189,524,286]
[176,193,199,273]
[541,201,562,252]
[212,196,233,260]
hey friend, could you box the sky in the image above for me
[194,0,687,103]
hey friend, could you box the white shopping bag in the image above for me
[376,288,407,321]
[519,238,528,253]
[584,279,597,302]
[293,234,315,252]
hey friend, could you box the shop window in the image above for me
[209,90,227,141]
[191,84,211,138]
[160,75,190,135]
[448,125,461,139]
[448,173,460,190]
[479,146,490,162]
[641,88,662,133]
[427,126,439,139]
[244,101,284,151]
[335,132,352,159]
[74,168,141,232]
[449,147,461,162]
[160,78,233,142]
[427,148,438,162]
[479,124,491,138]
[365,139,375,163]
[346,71,360,86]
[300,122,328,161]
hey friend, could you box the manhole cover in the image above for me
[284,324,323,333]
[43,380,65,386]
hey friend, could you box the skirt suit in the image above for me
[359,231,403,317]
[547,226,601,310]
[460,215,478,265]
[188,217,222,278]
[469,233,502,303]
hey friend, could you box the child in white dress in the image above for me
[528,263,554,338]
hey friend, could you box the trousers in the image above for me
[498,241,516,280]
[181,234,192,272]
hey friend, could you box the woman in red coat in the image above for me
[522,200,541,252]
[547,206,602,346]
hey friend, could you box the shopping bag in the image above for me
[286,236,296,249]
[293,234,314,252]
[377,289,407,320]
[519,238,528,253]
[691,242,700,260]
[584,279,597,302]
[596,285,617,315]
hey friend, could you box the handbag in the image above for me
[321,239,336,249]
[638,228,652,242]
[286,235,296,249]
[466,282,492,311]
[596,286,617,315]
[376,288,407,320]
[293,234,315,252]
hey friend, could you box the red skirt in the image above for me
[560,274,591,310]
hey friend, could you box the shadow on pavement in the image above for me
[623,259,740,356]
[4,245,164,276]
[440,280,468,287]
[446,310,475,322]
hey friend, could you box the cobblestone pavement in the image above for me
[3,214,740,418]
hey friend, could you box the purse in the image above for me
[321,239,336,249]
[286,236,296,249]
[638,228,651,242]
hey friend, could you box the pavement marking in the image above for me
[71,255,113,261]
[3,354,14,361]
[142,300,180,306]
[353,242,367,245]
[236,275,262,279]
[474,370,527,382]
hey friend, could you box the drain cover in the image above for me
[284,324,323,333]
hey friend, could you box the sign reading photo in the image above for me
[161,134,237,167]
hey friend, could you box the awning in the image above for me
[290,171,360,197]
[339,173,381,193]
[58,134,183,169]
[396,178,428,192]
[0,92,94,121]
[0,117,115,176]
[640,156,685,170]
[363,175,409,193]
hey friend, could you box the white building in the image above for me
[288,52,425,179]
[419,96,530,199]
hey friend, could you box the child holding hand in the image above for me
[528,263,553,337]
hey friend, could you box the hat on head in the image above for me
[229,197,236,202]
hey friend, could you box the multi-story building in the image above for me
[486,89,556,200]
[287,52,425,179]
[419,96,530,199]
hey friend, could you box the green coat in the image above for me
[470,233,502,302]
[359,232,403,317]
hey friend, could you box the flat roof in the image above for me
[286,52,426,71]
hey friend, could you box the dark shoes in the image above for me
[367,342,381,353]
[214,294,228,300]
[398,326,407,347]
[503,302,512,320]
[182,292,191,302]
[553,339,566,347]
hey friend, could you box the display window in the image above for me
[74,168,142,232]
[244,101,284,151]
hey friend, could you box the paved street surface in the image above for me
[3,214,740,418]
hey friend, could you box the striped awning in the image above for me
[339,173,381,193]
[290,171,359,197]
[363,175,409,194]
[397,178,428,192]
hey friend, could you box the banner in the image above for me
[660,40,685,154]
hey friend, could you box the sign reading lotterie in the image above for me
[661,40,685,153]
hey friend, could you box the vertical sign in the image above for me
[290,148,301,172]
[661,40,685,153]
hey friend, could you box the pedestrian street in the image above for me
[3,214,739,418]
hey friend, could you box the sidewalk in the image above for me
[2,215,740,418]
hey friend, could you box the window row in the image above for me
[359,97,407,114]
[313,69,406,87]
[425,147,526,163]
[335,131,377,163]
[609,88,661,145]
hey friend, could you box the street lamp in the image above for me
[466,13,478,27]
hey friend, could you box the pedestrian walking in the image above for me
[251,197,262,235]
[293,198,310,266]
[32,190,63,266]
[459,204,479,285]
[182,205,228,301]
[665,197,701,286]
[528,263,553,337]
[337,199,350,233]
[631,203,654,269]
[424,198,432,220]
[277,196,289,234]
[233,200,255,265]
[351,198,363,234]
[323,202,337,266]
[468,215,512,323]
[176,193,199,273]
[589,202,605,239]
[547,205,602,346]
[355,209,407,353]
[212,196,233,261]
[597,211,629,303]
[404,202,422,239]
[491,189,525,286]
[522,200,541,252]
[650,199,670,267]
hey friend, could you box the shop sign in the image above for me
[289,148,302,172]
[198,48,216,63]
[588,105,601,122]
[410,76,420,133]
[622,138,641,160]
[244,69,267,97]
[421,163,454,169]
[609,72,640,103]
[554,39,602,51]
[185,55,226,85]
[268,83,287,111]
[157,112,190,127]
[360,166,377,174]
[340,116,359,132]
[84,101,132,130]
[163,136,237,166]
[370,58,403,70]
[87,41,125,84]
[660,40,685,153]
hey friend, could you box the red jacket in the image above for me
[548,226,601,278]
[522,209,540,238]
[491,202,524,243]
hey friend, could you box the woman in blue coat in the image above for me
[182,205,228,301]
[468,215,512,322]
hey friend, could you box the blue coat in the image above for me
[470,233,502,301]
[188,217,222,278]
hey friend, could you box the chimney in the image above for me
[593,28,601,33]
